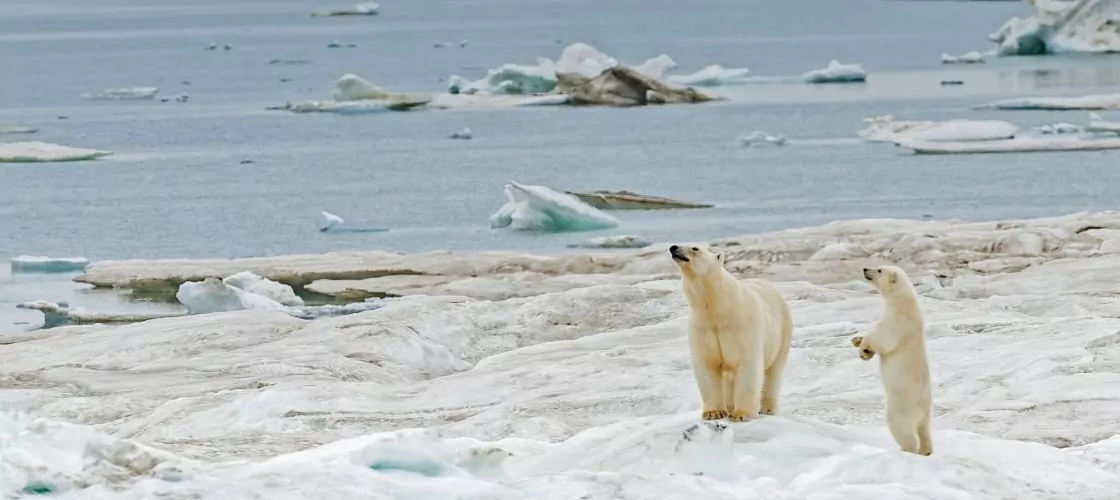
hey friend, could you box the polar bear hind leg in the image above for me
[917,416,934,456]
[886,410,922,454]
[760,343,789,415]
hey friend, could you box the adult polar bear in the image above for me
[851,265,934,456]
[669,244,793,422]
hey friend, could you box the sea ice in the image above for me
[1087,111,1120,134]
[898,135,1120,154]
[1037,122,1082,134]
[79,87,158,100]
[858,116,1019,143]
[175,277,287,314]
[737,130,788,146]
[277,75,432,114]
[802,60,867,84]
[428,93,571,109]
[333,74,393,101]
[940,51,986,64]
[0,141,112,163]
[566,235,653,249]
[983,93,1120,110]
[223,271,305,307]
[489,181,620,232]
[989,0,1120,55]
[16,300,183,328]
[311,1,380,16]
[10,255,89,273]
[0,125,37,134]
[666,64,751,86]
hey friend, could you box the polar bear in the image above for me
[669,244,793,422]
[850,265,933,456]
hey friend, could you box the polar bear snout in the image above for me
[862,267,880,281]
[669,245,690,263]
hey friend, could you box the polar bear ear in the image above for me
[889,271,898,284]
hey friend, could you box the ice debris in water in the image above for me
[1087,111,1120,135]
[989,0,1120,56]
[738,130,788,146]
[0,142,112,163]
[489,181,620,232]
[1038,122,1082,134]
[802,60,867,83]
[858,116,1019,143]
[79,87,158,101]
[941,51,986,64]
[449,127,473,140]
[666,64,751,86]
[10,255,89,273]
[320,210,346,232]
[566,234,653,249]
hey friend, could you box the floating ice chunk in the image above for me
[333,74,391,101]
[0,125,37,134]
[320,210,345,232]
[449,127,473,140]
[632,54,678,80]
[899,136,1120,154]
[223,271,305,307]
[990,0,1120,56]
[567,235,652,249]
[0,141,112,163]
[10,255,89,273]
[802,60,867,83]
[858,116,1018,143]
[1038,122,1082,134]
[489,181,619,232]
[985,93,1120,110]
[79,87,158,101]
[176,277,287,315]
[738,130,788,146]
[1086,112,1120,135]
[311,2,379,16]
[941,51,986,64]
[667,64,751,86]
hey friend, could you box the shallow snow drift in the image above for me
[900,135,1120,154]
[983,93,1120,110]
[11,211,1120,498]
[858,116,1019,143]
[489,181,620,232]
[0,141,112,163]
[9,255,89,273]
[989,0,1120,56]
[802,60,867,84]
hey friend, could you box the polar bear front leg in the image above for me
[692,360,727,420]
[851,334,876,360]
[728,359,764,422]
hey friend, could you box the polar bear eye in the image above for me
[876,269,881,274]
[691,247,698,251]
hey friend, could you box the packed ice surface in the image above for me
[984,93,1120,110]
[802,60,867,83]
[11,211,1120,498]
[1037,122,1082,134]
[666,64,751,86]
[175,277,287,314]
[738,130,788,146]
[989,0,1120,55]
[488,181,620,232]
[320,210,345,232]
[940,51,986,64]
[898,135,1120,154]
[858,116,1018,143]
[223,271,305,307]
[79,86,158,100]
[0,141,112,162]
[566,234,653,249]
[9,255,89,273]
[448,42,677,95]
[1087,111,1120,134]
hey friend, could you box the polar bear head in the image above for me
[862,265,912,295]
[669,244,725,277]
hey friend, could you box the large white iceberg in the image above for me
[899,135,1120,154]
[10,255,89,273]
[0,141,112,162]
[802,60,868,84]
[983,93,1120,110]
[489,181,620,232]
[989,0,1120,55]
[858,116,1019,143]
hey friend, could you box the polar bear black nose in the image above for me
[669,245,679,252]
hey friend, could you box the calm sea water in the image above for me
[2,0,1120,331]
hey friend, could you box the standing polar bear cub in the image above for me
[670,244,793,422]
[851,266,934,456]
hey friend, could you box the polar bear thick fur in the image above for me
[851,265,934,456]
[669,244,793,422]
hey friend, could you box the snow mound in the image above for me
[738,130,788,146]
[941,51,986,64]
[223,271,305,307]
[984,93,1120,110]
[989,0,1120,56]
[79,87,158,101]
[0,141,112,163]
[899,136,1120,154]
[10,255,89,273]
[567,235,653,249]
[858,116,1019,143]
[489,181,620,232]
[666,64,751,86]
[1087,111,1120,134]
[802,60,867,84]
[175,277,287,314]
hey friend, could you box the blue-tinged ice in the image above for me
[489,181,619,232]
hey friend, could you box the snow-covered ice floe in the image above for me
[940,51,986,64]
[12,211,1120,498]
[79,87,158,101]
[10,255,89,273]
[738,130,788,146]
[898,136,1120,154]
[989,0,1120,56]
[802,60,867,84]
[566,234,653,249]
[311,1,379,16]
[983,93,1120,110]
[0,141,112,163]
[665,64,752,86]
[858,115,1019,143]
[489,181,620,232]
[1087,111,1120,134]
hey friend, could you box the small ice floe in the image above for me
[0,142,112,163]
[0,125,36,135]
[858,116,1018,143]
[1086,112,1120,135]
[327,40,358,48]
[449,127,473,140]
[320,211,346,232]
[311,2,380,17]
[490,181,619,232]
[666,64,751,87]
[80,87,158,101]
[1037,122,1081,134]
[898,136,1120,155]
[983,94,1120,111]
[566,235,653,249]
[10,255,89,273]
[802,60,867,84]
[738,130,787,147]
[941,51,986,64]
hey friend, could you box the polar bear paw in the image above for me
[701,409,728,420]
[728,410,759,422]
[851,335,875,360]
